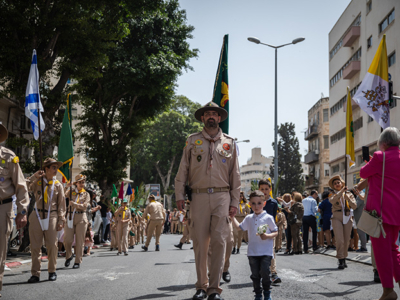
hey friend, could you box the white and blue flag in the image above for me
[25,49,45,140]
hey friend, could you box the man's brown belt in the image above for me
[0,198,13,205]
[192,187,230,194]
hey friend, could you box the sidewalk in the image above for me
[313,241,372,266]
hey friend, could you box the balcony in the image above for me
[343,26,360,47]
[305,175,319,188]
[305,150,319,164]
[343,60,361,79]
[304,125,318,141]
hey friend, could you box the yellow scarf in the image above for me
[239,200,244,213]
[122,206,128,219]
[44,180,60,203]
[76,188,86,204]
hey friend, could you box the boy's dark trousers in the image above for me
[302,215,317,251]
[248,255,272,294]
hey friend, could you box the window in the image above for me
[330,83,361,116]
[389,52,396,67]
[380,10,395,33]
[367,36,372,49]
[367,1,372,14]
[323,109,329,122]
[325,170,330,177]
[340,162,346,171]
[323,135,329,149]
[330,128,346,144]
[330,48,362,87]
[20,115,26,130]
[332,164,339,174]
[354,117,363,132]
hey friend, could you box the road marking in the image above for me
[280,269,324,283]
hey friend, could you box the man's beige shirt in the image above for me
[175,129,241,208]
[28,175,66,226]
[0,146,29,213]
[143,201,165,221]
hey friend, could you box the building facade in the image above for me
[240,147,273,196]
[328,0,399,188]
[304,97,330,194]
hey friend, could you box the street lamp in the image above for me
[235,139,250,143]
[247,36,305,195]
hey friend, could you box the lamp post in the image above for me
[235,139,250,144]
[247,36,305,195]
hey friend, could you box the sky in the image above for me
[175,0,351,166]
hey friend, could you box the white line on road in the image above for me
[280,269,324,283]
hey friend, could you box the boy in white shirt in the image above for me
[232,190,278,300]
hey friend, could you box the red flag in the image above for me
[118,182,124,200]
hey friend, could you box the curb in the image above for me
[315,249,372,266]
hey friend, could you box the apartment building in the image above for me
[328,0,399,188]
[304,97,330,194]
[240,147,273,196]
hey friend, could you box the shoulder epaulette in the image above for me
[222,133,235,140]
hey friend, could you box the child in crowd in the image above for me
[232,190,278,300]
[275,205,286,252]
[110,213,118,251]
[84,222,94,256]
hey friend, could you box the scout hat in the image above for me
[194,102,228,122]
[73,174,87,184]
[0,122,8,143]
[42,157,63,169]
[328,175,345,190]
[122,198,128,203]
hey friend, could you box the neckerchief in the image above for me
[43,179,59,204]
[75,188,86,204]
[122,206,128,219]
[239,201,245,214]
[201,128,222,173]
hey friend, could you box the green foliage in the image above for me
[76,1,198,195]
[0,0,163,160]
[270,122,304,195]
[130,95,202,201]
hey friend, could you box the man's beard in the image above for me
[205,119,217,128]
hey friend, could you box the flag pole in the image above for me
[38,100,45,220]
[68,94,73,221]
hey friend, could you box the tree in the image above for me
[76,1,198,195]
[130,96,202,209]
[270,122,304,195]
[0,0,160,156]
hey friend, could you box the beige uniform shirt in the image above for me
[236,202,251,217]
[65,188,91,212]
[115,206,131,223]
[0,146,29,213]
[28,175,66,226]
[175,129,241,208]
[329,190,357,213]
[143,201,165,221]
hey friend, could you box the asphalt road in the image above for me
[3,234,384,300]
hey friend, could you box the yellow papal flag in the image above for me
[346,87,355,168]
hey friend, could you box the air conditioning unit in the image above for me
[315,150,320,154]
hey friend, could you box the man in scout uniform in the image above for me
[175,102,241,300]
[175,200,191,249]
[0,123,29,295]
[27,158,66,283]
[232,192,250,254]
[116,198,131,255]
[142,195,165,251]
[171,208,179,234]
[64,174,91,269]
[129,208,137,249]
[135,206,144,244]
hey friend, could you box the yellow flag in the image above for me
[267,177,273,198]
[346,87,355,168]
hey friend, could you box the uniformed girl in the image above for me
[116,198,131,255]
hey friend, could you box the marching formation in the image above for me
[1,102,400,300]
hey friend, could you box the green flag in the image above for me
[111,184,118,198]
[58,94,74,182]
[212,34,229,134]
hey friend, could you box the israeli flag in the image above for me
[25,50,45,140]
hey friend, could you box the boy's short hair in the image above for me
[249,190,266,201]
[322,191,330,199]
[258,179,271,188]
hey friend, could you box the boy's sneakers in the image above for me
[254,294,263,300]
[271,273,281,285]
[263,290,272,300]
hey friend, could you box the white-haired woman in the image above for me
[360,127,400,300]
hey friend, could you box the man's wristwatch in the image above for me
[21,209,27,215]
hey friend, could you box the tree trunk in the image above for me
[164,194,173,210]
